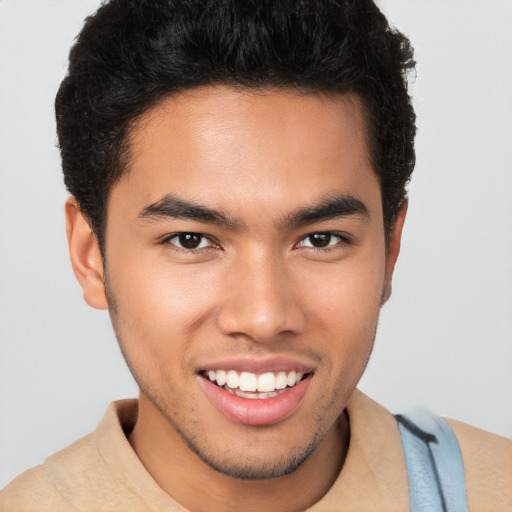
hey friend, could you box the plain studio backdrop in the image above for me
[1,0,511,488]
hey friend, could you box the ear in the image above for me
[65,196,108,310]
[381,200,408,305]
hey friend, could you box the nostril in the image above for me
[215,305,306,343]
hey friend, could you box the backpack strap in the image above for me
[395,410,469,512]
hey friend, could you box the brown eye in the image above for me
[296,232,347,250]
[166,232,212,250]
[307,233,332,247]
[179,233,202,249]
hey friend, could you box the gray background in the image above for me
[1,0,511,488]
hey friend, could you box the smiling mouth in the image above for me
[202,369,310,399]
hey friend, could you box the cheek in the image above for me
[298,251,385,361]
[302,252,385,321]
[106,253,223,364]
[111,253,216,317]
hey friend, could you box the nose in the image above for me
[216,252,306,343]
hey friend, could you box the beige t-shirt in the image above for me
[1,390,511,511]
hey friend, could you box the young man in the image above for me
[1,0,511,510]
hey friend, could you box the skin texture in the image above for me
[66,86,406,512]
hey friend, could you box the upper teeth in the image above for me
[207,370,305,392]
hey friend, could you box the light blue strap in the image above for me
[396,410,469,512]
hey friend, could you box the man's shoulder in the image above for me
[0,400,179,512]
[0,433,95,512]
[345,392,512,511]
[446,418,512,510]
[0,400,145,511]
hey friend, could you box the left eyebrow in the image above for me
[280,193,370,230]
[138,194,244,230]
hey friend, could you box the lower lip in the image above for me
[199,375,311,426]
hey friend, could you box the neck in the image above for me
[128,393,349,512]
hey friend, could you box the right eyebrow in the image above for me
[279,193,370,230]
[138,194,245,230]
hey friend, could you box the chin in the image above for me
[186,436,319,480]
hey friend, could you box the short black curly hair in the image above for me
[56,0,416,251]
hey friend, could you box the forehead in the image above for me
[129,87,370,167]
[113,86,379,223]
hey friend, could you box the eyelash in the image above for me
[162,233,220,253]
[161,231,351,253]
[295,232,351,251]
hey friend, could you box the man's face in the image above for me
[100,87,398,478]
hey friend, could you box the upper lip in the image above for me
[196,356,316,375]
